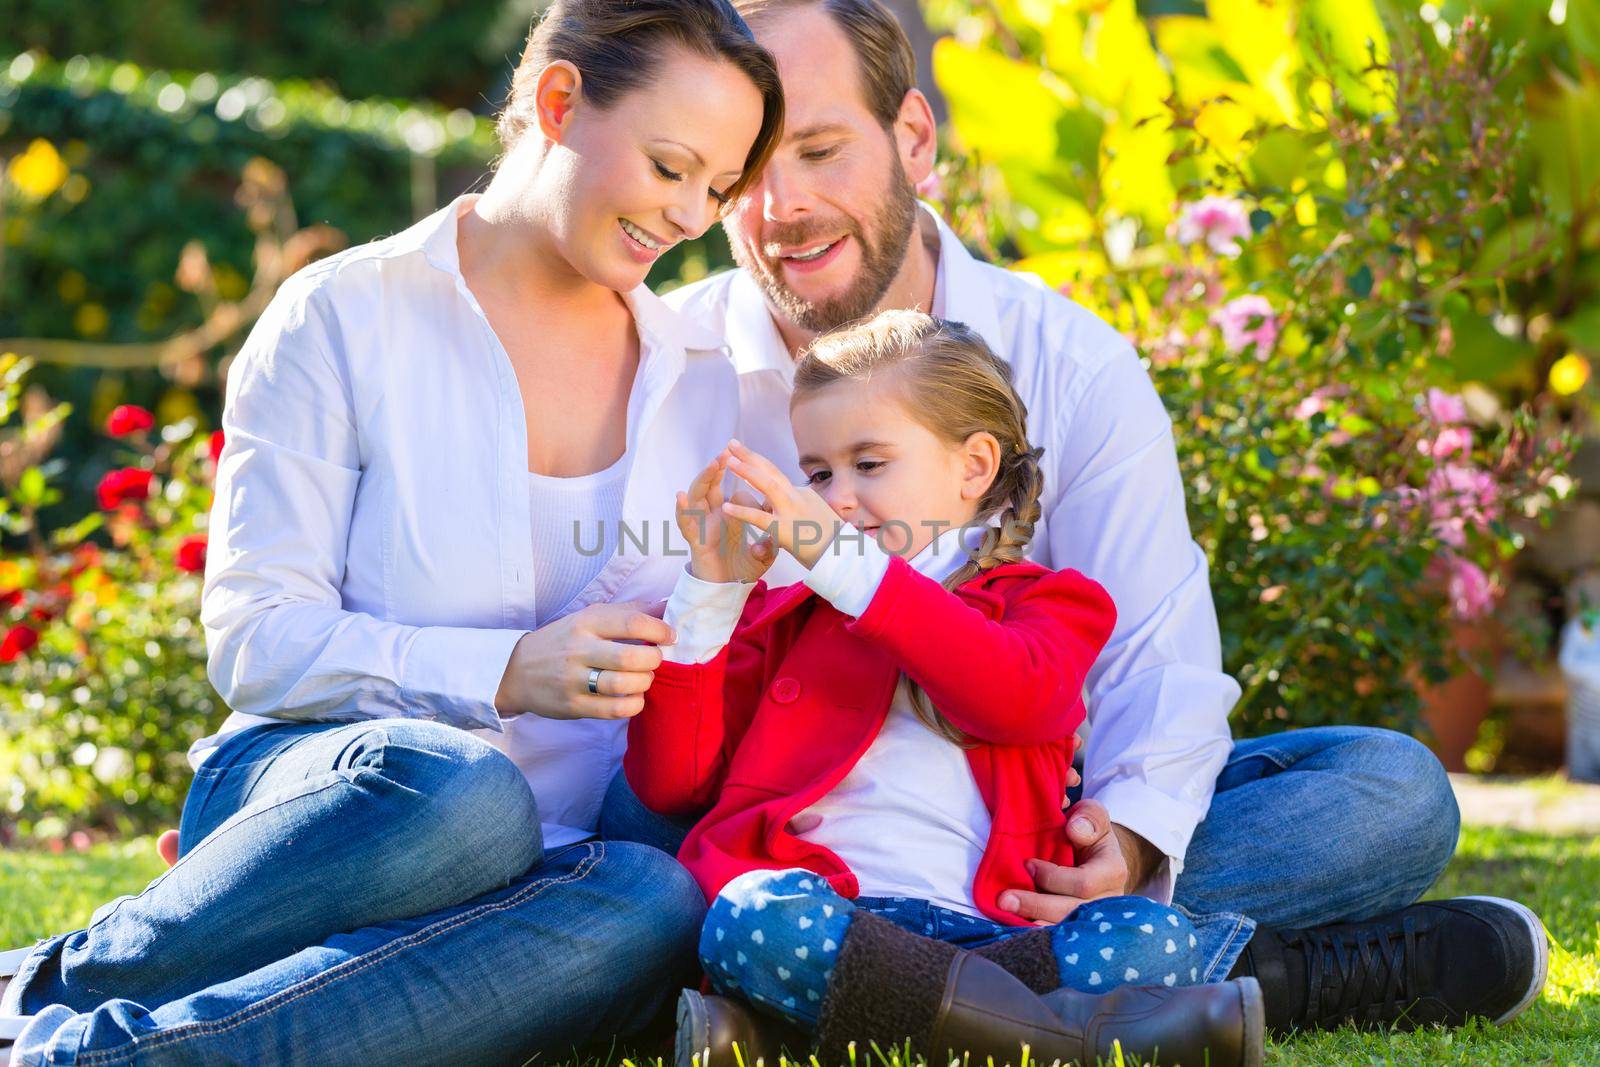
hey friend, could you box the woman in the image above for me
[0,2,782,1063]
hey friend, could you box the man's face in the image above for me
[724,6,919,334]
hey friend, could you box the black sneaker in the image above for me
[1232,896,1548,1033]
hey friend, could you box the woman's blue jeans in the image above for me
[3,720,706,1065]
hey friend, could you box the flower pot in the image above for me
[1418,618,1499,773]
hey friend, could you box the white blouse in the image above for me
[193,195,740,850]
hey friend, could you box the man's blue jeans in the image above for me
[3,720,706,1065]
[601,726,1462,985]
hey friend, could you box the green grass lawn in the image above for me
[3,824,1596,1065]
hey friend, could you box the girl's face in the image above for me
[790,373,998,561]
[524,47,766,293]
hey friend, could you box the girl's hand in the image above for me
[494,602,674,720]
[720,439,843,570]
[676,452,776,584]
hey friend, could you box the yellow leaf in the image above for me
[1550,353,1591,396]
[933,40,1073,167]
[1101,120,1175,224]
[1010,249,1109,291]
[6,139,69,200]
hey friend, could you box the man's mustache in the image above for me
[757,219,862,260]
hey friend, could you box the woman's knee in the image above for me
[337,720,542,882]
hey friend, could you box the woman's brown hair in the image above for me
[793,310,1046,744]
[498,0,785,203]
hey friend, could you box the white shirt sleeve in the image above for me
[201,280,531,733]
[660,567,758,664]
[1047,348,1241,891]
[803,528,893,618]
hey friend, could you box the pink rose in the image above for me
[1419,426,1473,458]
[1423,388,1468,425]
[1172,196,1252,257]
[1211,295,1279,358]
[1438,554,1494,620]
[1426,463,1499,546]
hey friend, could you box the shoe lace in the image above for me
[1292,916,1421,1028]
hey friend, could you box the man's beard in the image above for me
[729,154,919,335]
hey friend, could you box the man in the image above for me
[639,0,1547,1042]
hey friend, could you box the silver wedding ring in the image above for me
[587,667,603,695]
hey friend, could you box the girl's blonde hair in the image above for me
[792,309,1045,745]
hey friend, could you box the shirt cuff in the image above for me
[1088,778,1202,906]
[803,527,892,618]
[661,567,757,664]
[401,624,530,733]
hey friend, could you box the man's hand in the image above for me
[997,799,1166,924]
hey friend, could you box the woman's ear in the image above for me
[534,61,583,142]
[958,431,1002,502]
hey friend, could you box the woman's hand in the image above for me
[676,452,776,584]
[720,439,842,569]
[494,602,676,720]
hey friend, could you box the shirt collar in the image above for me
[923,203,1007,357]
[725,268,796,380]
[724,200,1008,380]
[902,513,1003,585]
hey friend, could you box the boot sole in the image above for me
[1236,975,1265,1067]
[1460,896,1549,1025]
[675,988,711,1067]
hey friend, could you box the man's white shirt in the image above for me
[665,205,1242,899]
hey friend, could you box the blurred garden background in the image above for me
[1,0,1599,1060]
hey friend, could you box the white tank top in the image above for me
[527,451,629,627]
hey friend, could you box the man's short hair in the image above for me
[734,0,915,129]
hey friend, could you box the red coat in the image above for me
[624,553,1117,926]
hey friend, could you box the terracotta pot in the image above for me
[1417,617,1500,773]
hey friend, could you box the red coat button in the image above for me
[771,677,802,703]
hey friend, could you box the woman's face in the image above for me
[530,48,766,293]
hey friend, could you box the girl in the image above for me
[625,311,1262,1067]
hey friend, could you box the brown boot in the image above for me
[674,988,811,1067]
[818,911,1264,1067]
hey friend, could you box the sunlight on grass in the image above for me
[3,823,1597,1066]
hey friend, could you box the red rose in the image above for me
[0,589,22,612]
[97,467,153,510]
[0,624,39,662]
[105,405,155,437]
[209,430,226,464]
[175,534,208,574]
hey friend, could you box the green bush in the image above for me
[0,0,533,108]
[0,355,218,842]
[0,53,500,512]
[1,52,498,346]
[926,3,1576,735]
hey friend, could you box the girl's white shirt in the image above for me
[194,195,738,850]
